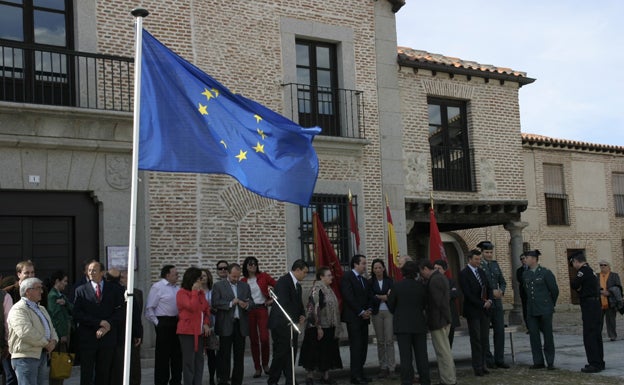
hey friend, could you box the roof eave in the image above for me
[398,57,536,87]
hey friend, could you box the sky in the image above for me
[395,0,624,146]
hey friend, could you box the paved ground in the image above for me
[64,309,624,384]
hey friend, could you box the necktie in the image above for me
[475,270,483,287]
[95,283,101,301]
[358,275,365,288]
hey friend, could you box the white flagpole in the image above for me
[123,8,149,385]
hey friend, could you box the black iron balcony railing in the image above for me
[1,40,133,111]
[283,83,365,139]
[430,146,475,192]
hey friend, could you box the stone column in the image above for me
[504,221,528,325]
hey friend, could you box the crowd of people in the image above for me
[1,240,623,385]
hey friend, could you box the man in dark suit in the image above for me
[340,254,375,384]
[387,261,430,385]
[74,261,125,385]
[212,263,253,385]
[267,259,308,385]
[458,249,493,377]
[516,254,529,328]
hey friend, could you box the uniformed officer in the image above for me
[570,251,605,373]
[478,241,509,369]
[522,250,559,370]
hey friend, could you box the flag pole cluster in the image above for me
[385,197,403,280]
[312,212,344,309]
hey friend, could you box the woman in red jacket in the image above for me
[241,256,277,378]
[177,267,211,385]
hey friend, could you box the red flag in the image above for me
[312,212,343,308]
[348,193,360,255]
[429,207,451,278]
[386,204,403,280]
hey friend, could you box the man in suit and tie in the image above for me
[267,259,308,385]
[458,249,493,377]
[212,263,253,385]
[341,254,375,384]
[74,261,125,385]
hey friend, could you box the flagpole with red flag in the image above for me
[429,193,451,278]
[348,190,360,256]
[312,212,343,308]
[385,196,403,280]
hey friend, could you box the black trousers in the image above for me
[154,316,182,385]
[581,299,604,368]
[346,320,369,380]
[396,333,430,385]
[268,326,299,385]
[217,320,246,385]
[467,314,489,371]
[80,347,115,385]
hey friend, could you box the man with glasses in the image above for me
[216,261,230,281]
[145,265,182,385]
[7,277,58,384]
[598,260,622,341]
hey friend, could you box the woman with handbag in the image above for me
[177,267,211,385]
[201,268,218,385]
[47,270,74,384]
[240,256,276,378]
[298,266,343,385]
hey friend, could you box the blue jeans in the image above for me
[11,351,48,385]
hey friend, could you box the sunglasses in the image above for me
[217,266,228,271]
[599,264,608,267]
[248,262,257,266]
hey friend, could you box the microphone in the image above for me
[268,287,278,300]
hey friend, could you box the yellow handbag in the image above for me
[49,349,75,380]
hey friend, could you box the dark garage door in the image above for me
[0,190,99,285]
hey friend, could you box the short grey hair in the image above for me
[20,277,42,297]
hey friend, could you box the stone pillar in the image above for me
[504,221,528,325]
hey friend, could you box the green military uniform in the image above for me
[523,265,559,368]
[480,258,507,367]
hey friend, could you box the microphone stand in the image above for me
[269,288,300,385]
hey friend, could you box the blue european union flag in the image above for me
[138,29,321,206]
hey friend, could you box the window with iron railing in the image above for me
[543,164,569,225]
[289,39,364,139]
[299,194,356,270]
[613,173,624,217]
[1,40,134,111]
[428,98,475,191]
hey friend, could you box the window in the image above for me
[300,194,356,269]
[295,40,341,136]
[0,0,73,105]
[543,164,569,225]
[613,173,624,217]
[428,98,474,191]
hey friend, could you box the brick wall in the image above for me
[94,0,386,282]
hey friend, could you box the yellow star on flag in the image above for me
[202,88,214,100]
[212,88,219,97]
[253,142,265,153]
[235,149,247,162]
[254,114,262,124]
[198,103,208,115]
[257,129,266,140]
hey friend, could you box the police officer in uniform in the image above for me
[570,251,605,373]
[478,241,510,369]
[522,250,559,370]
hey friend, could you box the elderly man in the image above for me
[419,259,456,385]
[7,277,58,385]
[598,260,622,341]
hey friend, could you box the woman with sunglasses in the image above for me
[241,256,277,378]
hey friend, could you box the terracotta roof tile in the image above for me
[397,47,535,86]
[522,133,624,154]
